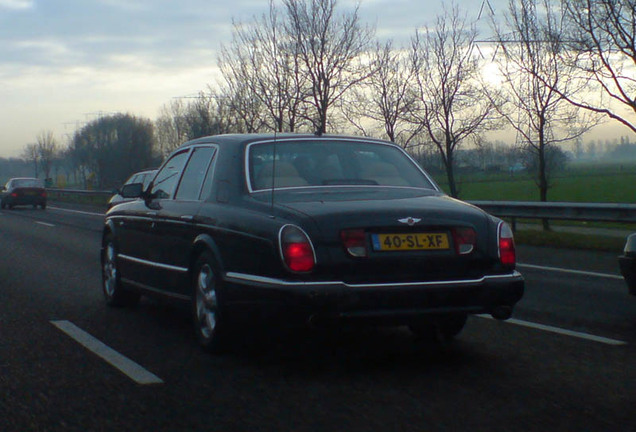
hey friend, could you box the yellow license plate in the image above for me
[372,233,450,251]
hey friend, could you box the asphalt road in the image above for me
[0,203,635,431]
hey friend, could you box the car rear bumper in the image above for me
[224,271,525,324]
[4,196,45,206]
[619,255,636,295]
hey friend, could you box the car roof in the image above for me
[178,133,395,149]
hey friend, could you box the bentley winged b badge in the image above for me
[398,217,421,226]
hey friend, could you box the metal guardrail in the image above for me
[47,188,112,197]
[46,188,636,225]
[469,200,636,224]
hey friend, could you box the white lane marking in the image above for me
[51,320,164,385]
[478,315,627,346]
[517,263,624,280]
[48,205,104,217]
[35,221,55,227]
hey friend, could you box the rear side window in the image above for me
[151,151,189,199]
[175,147,216,201]
[12,179,44,188]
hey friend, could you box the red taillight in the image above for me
[340,229,367,257]
[10,193,17,198]
[452,227,476,255]
[498,222,516,267]
[280,225,315,272]
[41,191,47,198]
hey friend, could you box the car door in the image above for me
[146,146,217,297]
[120,149,190,293]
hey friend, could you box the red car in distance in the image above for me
[0,177,47,210]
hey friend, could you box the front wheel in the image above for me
[101,235,140,307]
[409,314,467,342]
[192,252,230,353]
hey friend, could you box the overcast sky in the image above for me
[6,0,621,159]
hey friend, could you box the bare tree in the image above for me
[344,41,421,148]
[560,0,636,133]
[491,0,596,222]
[155,99,190,156]
[21,143,39,178]
[36,130,58,182]
[217,80,268,133]
[156,90,241,156]
[283,0,375,135]
[219,1,308,133]
[410,4,497,198]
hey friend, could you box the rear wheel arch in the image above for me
[190,234,225,278]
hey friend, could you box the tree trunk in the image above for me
[538,143,550,231]
[445,153,458,198]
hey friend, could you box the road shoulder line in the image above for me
[517,263,623,280]
[478,315,627,346]
[48,205,104,217]
[51,320,164,385]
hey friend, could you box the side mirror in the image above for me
[120,182,144,198]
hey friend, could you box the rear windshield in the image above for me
[247,139,437,192]
[12,178,44,188]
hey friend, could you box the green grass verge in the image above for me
[48,193,110,207]
[465,173,636,203]
[434,162,636,203]
[514,229,625,252]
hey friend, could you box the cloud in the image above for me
[0,0,33,10]
[97,0,149,12]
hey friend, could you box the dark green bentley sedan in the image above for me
[101,134,524,352]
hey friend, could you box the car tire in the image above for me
[192,251,230,353]
[101,234,140,307]
[0,200,4,209]
[409,314,467,342]
[41,203,46,210]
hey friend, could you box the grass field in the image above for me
[434,161,636,203]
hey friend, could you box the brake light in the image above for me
[340,229,367,257]
[280,225,315,272]
[452,227,476,255]
[498,222,516,267]
[41,191,47,198]
[11,193,17,198]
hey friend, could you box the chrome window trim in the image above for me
[118,253,188,273]
[244,137,441,194]
[150,147,193,200]
[174,144,218,201]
